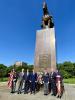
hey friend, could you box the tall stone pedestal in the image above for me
[34,28,56,72]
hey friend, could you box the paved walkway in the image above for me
[0,82,75,100]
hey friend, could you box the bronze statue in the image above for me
[41,1,54,29]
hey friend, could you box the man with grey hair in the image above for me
[17,69,25,94]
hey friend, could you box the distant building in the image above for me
[15,61,27,67]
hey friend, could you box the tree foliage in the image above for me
[0,64,7,77]
[57,62,75,79]
[0,61,75,79]
[0,63,33,78]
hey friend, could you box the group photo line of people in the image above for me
[8,68,64,99]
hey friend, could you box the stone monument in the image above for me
[34,1,56,72]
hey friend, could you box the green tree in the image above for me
[0,64,7,80]
[73,63,75,77]
[63,62,74,76]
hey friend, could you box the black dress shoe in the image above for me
[44,94,48,96]
[51,93,54,96]
[17,92,19,94]
[54,94,56,96]
[57,95,59,98]
[59,96,61,99]
[11,91,14,93]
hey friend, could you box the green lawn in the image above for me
[0,77,75,84]
[0,77,8,82]
[64,78,75,84]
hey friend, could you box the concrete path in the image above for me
[0,82,75,100]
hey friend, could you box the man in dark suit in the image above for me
[23,69,30,94]
[29,70,37,94]
[43,70,49,95]
[50,68,57,96]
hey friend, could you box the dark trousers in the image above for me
[36,82,40,91]
[11,80,16,93]
[24,81,29,93]
[30,82,36,93]
[44,83,49,95]
[51,81,57,95]
[49,82,51,93]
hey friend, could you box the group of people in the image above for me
[8,68,64,99]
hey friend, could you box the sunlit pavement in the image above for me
[0,82,75,100]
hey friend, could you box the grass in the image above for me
[0,77,8,82]
[64,78,75,84]
[0,77,75,84]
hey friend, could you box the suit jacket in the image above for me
[18,72,24,81]
[43,73,49,83]
[50,72,56,82]
[23,72,29,81]
[29,72,37,82]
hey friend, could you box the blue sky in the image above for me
[0,0,75,66]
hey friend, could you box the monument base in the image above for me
[34,28,56,72]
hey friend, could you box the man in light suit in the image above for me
[17,69,24,94]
